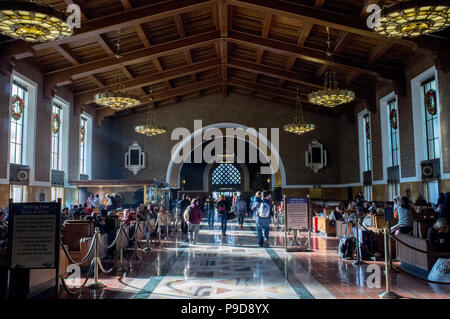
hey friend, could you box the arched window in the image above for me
[212,164,241,185]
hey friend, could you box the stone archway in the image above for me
[166,122,286,189]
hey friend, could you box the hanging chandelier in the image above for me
[308,27,355,108]
[135,87,166,137]
[94,29,141,110]
[283,88,315,135]
[373,0,450,38]
[0,1,73,42]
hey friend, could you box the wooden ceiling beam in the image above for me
[227,78,334,113]
[175,14,186,38]
[55,44,105,88]
[333,31,349,54]
[369,41,394,63]
[252,11,272,93]
[120,65,147,97]
[46,31,219,86]
[228,0,417,49]
[360,0,380,18]
[228,30,402,80]
[218,0,229,95]
[228,58,323,89]
[96,34,115,56]
[100,78,222,117]
[76,58,220,104]
[2,0,216,58]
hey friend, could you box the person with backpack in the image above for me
[251,191,272,247]
[217,194,229,236]
[184,198,203,244]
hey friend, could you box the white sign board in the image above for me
[286,198,309,230]
[9,203,59,269]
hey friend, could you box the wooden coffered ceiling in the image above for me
[1,0,449,122]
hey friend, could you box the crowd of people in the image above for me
[322,191,450,256]
[175,191,275,247]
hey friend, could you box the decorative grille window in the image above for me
[212,164,241,185]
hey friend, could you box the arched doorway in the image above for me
[210,163,242,196]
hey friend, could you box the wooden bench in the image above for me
[396,233,436,278]
[62,220,94,267]
[316,216,336,236]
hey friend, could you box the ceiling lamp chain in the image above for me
[373,0,450,38]
[283,88,316,135]
[94,29,141,110]
[135,86,166,137]
[0,0,73,42]
[308,27,355,108]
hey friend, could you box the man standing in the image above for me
[251,192,271,247]
[186,198,203,244]
[234,195,247,229]
[206,194,215,227]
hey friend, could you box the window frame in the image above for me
[10,80,28,165]
[79,116,88,175]
[421,77,439,160]
[387,99,400,167]
[363,114,371,171]
[51,102,63,170]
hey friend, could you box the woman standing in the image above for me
[217,195,229,236]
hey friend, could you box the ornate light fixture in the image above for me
[308,27,355,108]
[0,1,73,42]
[94,29,141,110]
[373,0,450,38]
[283,88,315,135]
[135,87,166,137]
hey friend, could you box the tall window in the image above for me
[10,81,27,165]
[79,116,87,175]
[388,99,399,166]
[363,114,371,171]
[421,78,439,160]
[51,102,63,170]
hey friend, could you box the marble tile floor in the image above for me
[59,215,450,299]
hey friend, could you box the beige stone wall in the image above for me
[105,93,345,186]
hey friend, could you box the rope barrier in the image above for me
[60,258,95,295]
[98,258,115,274]
[60,236,96,265]
[96,224,125,249]
[388,231,450,258]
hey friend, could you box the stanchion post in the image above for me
[88,227,105,289]
[283,195,287,251]
[116,222,126,275]
[307,194,311,251]
[379,226,400,299]
[352,216,364,265]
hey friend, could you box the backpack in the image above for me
[257,201,271,218]
[338,237,355,260]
